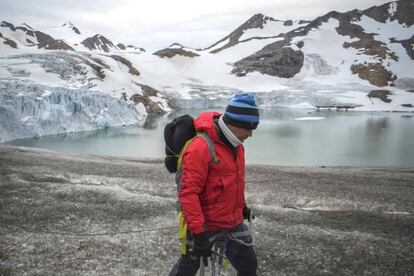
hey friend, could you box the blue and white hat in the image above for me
[223,93,260,130]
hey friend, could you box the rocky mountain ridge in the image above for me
[0,21,74,50]
[204,13,310,53]
[231,0,414,88]
[81,34,119,52]
[0,21,144,54]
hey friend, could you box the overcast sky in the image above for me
[0,0,392,51]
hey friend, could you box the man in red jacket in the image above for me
[169,93,259,276]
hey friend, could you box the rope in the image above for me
[227,232,254,247]
[1,226,177,237]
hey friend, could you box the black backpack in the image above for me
[164,114,216,174]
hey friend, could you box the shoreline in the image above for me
[1,145,413,275]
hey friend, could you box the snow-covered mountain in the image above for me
[81,34,120,52]
[0,21,73,50]
[117,43,145,53]
[1,0,413,142]
[232,0,414,87]
[204,13,310,53]
[0,21,146,54]
[151,0,414,110]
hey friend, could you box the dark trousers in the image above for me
[169,223,257,276]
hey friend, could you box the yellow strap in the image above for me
[178,211,187,254]
[177,132,215,171]
[176,136,196,172]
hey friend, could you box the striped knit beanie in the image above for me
[223,93,260,130]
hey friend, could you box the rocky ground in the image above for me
[0,145,413,275]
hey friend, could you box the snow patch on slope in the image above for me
[239,20,304,41]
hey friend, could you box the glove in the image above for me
[192,232,213,257]
[243,206,255,222]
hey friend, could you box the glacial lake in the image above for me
[7,109,414,166]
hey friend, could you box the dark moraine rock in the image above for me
[1,21,15,31]
[3,37,18,48]
[117,43,126,50]
[153,48,199,58]
[231,40,304,78]
[35,31,73,50]
[391,35,414,60]
[81,34,116,52]
[364,0,414,26]
[129,84,166,114]
[16,26,35,37]
[351,63,396,87]
[368,90,392,103]
[110,55,140,76]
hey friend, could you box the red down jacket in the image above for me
[179,111,246,234]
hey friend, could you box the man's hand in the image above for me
[243,206,255,222]
[192,232,213,257]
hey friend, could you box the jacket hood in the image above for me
[193,111,221,141]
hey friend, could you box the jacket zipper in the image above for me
[233,149,239,225]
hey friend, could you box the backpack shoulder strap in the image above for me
[198,132,216,166]
[177,132,216,172]
[175,132,216,189]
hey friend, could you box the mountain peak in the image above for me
[81,34,117,52]
[245,13,277,29]
[364,0,414,26]
[61,21,81,35]
[204,12,307,53]
[1,21,15,30]
[21,23,33,30]
[169,43,185,49]
[117,43,145,52]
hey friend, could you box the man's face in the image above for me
[228,125,253,143]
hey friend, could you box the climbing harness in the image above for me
[199,213,255,276]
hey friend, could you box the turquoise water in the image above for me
[7,109,414,166]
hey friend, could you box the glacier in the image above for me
[0,80,145,143]
[0,49,171,143]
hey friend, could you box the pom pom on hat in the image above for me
[223,93,260,130]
